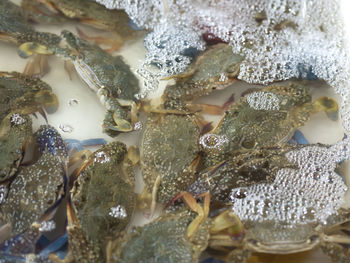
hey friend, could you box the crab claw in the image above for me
[18,42,54,59]
[109,110,133,132]
[313,96,339,121]
[35,90,59,114]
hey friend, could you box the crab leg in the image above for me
[180,191,210,240]
[150,175,162,217]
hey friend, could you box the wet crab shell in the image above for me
[140,113,201,204]
[70,141,136,259]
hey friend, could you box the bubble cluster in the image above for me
[96,0,350,133]
[93,151,111,163]
[109,205,127,219]
[230,145,348,225]
[10,113,26,125]
[246,91,280,111]
[39,220,56,232]
[137,22,205,98]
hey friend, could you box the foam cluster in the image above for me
[230,145,348,225]
[246,91,280,111]
[96,0,350,134]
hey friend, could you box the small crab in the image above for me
[139,113,207,212]
[153,44,242,114]
[44,30,140,136]
[0,71,59,121]
[200,82,339,167]
[108,192,244,263]
[21,0,141,52]
[223,143,350,263]
[55,141,137,262]
[0,125,67,239]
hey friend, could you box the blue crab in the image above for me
[154,43,243,114]
[21,0,141,52]
[139,113,206,213]
[0,125,67,239]
[0,71,59,121]
[187,145,297,205]
[49,142,138,262]
[108,192,244,263]
[200,82,339,167]
[0,113,33,183]
[38,30,140,137]
[223,143,350,263]
[0,0,61,75]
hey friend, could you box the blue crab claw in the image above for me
[64,138,107,152]
[288,130,309,145]
[18,42,54,59]
[38,232,68,258]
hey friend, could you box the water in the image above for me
[2,1,350,262]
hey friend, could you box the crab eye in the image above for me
[307,235,319,244]
[241,139,256,149]
[232,188,248,199]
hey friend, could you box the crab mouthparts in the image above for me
[246,237,320,254]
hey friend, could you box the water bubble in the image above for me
[233,189,248,199]
[133,121,143,131]
[94,151,110,163]
[68,99,79,107]
[313,173,321,180]
[109,205,127,219]
[59,124,74,133]
[39,221,56,232]
[10,113,26,125]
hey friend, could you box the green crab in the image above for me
[21,0,141,52]
[51,141,137,262]
[200,82,339,167]
[157,43,243,114]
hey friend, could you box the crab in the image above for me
[108,192,245,263]
[21,0,141,52]
[36,30,140,137]
[0,0,61,76]
[221,143,350,263]
[187,145,298,206]
[157,43,243,114]
[0,125,67,240]
[50,141,138,262]
[0,113,33,183]
[139,112,208,213]
[200,82,339,167]
[0,71,59,121]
